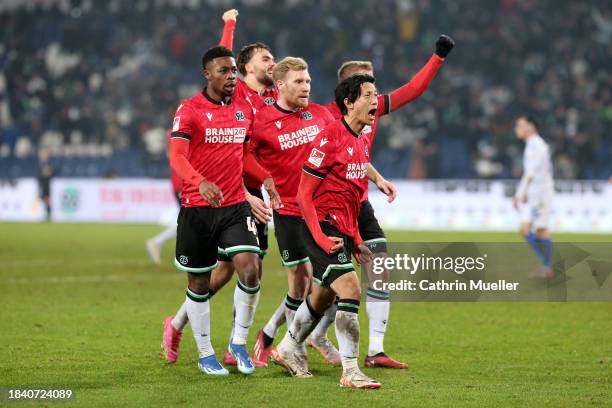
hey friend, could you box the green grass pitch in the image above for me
[1,223,610,407]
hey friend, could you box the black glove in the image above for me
[435,34,455,58]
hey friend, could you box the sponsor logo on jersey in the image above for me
[345,162,368,179]
[347,147,354,156]
[179,255,189,265]
[264,97,275,105]
[365,145,369,157]
[235,110,246,122]
[277,125,321,150]
[206,112,213,121]
[320,138,328,146]
[205,127,247,143]
[172,117,180,132]
[275,120,282,129]
[338,253,348,263]
[301,111,313,120]
[308,148,325,167]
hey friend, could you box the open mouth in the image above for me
[367,108,377,120]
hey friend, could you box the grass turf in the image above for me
[0,223,610,407]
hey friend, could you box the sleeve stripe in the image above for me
[303,165,326,179]
[384,94,391,115]
[170,132,191,141]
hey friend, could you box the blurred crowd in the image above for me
[1,0,611,180]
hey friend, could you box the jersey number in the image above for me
[246,216,257,236]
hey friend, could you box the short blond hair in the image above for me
[337,61,373,81]
[272,57,308,82]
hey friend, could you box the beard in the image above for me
[256,70,274,87]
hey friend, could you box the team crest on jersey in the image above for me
[172,117,180,132]
[235,110,245,122]
[179,255,188,265]
[275,121,282,129]
[282,250,289,261]
[264,97,275,105]
[206,112,213,121]
[363,125,372,134]
[301,111,313,121]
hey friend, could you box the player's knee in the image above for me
[187,273,210,294]
[333,279,361,300]
[237,259,259,287]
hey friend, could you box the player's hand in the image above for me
[222,9,239,22]
[353,243,373,265]
[246,191,272,224]
[376,178,397,203]
[263,177,283,210]
[324,236,344,254]
[435,34,455,58]
[199,180,224,207]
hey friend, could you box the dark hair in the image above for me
[518,114,540,131]
[334,74,376,115]
[202,46,234,70]
[236,42,272,76]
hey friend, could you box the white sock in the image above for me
[172,301,188,331]
[284,294,303,328]
[151,223,177,246]
[366,289,390,356]
[263,298,286,339]
[231,281,260,345]
[184,291,213,358]
[335,300,360,374]
[280,297,321,350]
[310,302,336,340]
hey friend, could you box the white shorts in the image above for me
[519,200,551,230]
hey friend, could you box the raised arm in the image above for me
[219,9,238,50]
[385,35,454,114]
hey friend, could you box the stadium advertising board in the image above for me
[50,178,177,223]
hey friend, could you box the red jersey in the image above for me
[303,118,370,238]
[235,78,278,112]
[170,91,253,208]
[235,79,279,189]
[166,136,183,193]
[325,95,389,201]
[250,102,334,216]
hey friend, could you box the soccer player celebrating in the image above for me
[162,9,280,368]
[246,57,335,367]
[309,34,455,369]
[215,9,281,365]
[513,115,555,278]
[162,45,279,375]
[272,74,379,388]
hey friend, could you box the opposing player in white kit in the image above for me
[513,115,555,278]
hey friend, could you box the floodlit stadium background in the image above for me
[1,0,611,231]
[1,2,611,406]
